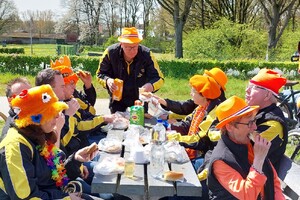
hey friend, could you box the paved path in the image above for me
[0,97,110,120]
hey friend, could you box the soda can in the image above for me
[112,78,123,101]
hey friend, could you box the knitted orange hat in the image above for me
[250,68,286,96]
[189,75,221,99]
[216,96,259,129]
[11,84,68,128]
[204,67,227,91]
[118,27,142,44]
[50,55,79,85]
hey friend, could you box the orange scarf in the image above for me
[186,101,210,159]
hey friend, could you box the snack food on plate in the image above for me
[86,142,98,154]
[164,171,184,181]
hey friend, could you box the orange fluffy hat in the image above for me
[250,68,286,96]
[11,84,68,128]
[216,96,259,129]
[50,55,79,85]
[118,27,143,44]
[189,75,221,99]
[204,67,228,91]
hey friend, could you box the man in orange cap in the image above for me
[97,27,164,113]
[245,68,288,171]
[208,95,284,199]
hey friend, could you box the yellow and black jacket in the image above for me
[255,103,288,172]
[97,43,164,113]
[0,128,82,200]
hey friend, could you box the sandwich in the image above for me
[86,142,98,154]
[164,171,184,181]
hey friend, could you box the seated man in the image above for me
[208,96,284,199]
[51,55,97,118]
[1,77,31,141]
[246,68,288,171]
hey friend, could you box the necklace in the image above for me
[36,141,69,188]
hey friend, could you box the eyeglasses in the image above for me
[235,119,256,128]
[247,84,267,91]
[122,45,138,51]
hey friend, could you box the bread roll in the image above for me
[164,171,184,181]
[77,70,87,77]
[86,142,98,154]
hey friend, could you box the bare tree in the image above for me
[142,0,155,38]
[258,0,297,51]
[101,0,119,37]
[157,0,193,58]
[80,0,103,45]
[0,0,18,33]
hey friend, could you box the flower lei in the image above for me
[36,141,69,188]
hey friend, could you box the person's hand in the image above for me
[81,165,89,179]
[78,70,92,89]
[252,134,271,173]
[54,112,65,134]
[75,144,99,162]
[152,94,167,106]
[69,193,84,200]
[106,78,117,93]
[103,114,116,123]
[141,83,154,92]
[65,98,80,116]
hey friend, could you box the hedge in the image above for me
[0,48,25,54]
[0,54,298,79]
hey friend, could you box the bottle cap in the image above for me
[134,100,143,106]
[157,118,163,123]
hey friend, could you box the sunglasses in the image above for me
[235,119,256,128]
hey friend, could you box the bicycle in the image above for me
[277,80,300,130]
[286,128,300,164]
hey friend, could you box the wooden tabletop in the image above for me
[91,120,202,200]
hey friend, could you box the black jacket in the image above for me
[97,43,164,113]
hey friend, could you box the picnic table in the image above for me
[91,119,202,200]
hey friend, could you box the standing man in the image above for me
[97,27,164,113]
[245,68,288,171]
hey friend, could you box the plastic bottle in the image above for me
[152,118,166,143]
[150,140,165,178]
[130,100,144,126]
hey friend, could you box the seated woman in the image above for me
[0,85,101,200]
[208,96,284,199]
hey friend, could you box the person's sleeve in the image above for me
[270,163,285,200]
[163,99,196,115]
[60,115,78,147]
[76,115,105,133]
[213,160,267,199]
[145,52,164,91]
[64,153,83,180]
[83,84,97,106]
[96,48,112,89]
[170,114,192,135]
[257,120,284,156]
[0,142,68,199]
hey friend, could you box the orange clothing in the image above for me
[213,159,284,200]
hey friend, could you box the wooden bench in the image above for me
[278,155,300,200]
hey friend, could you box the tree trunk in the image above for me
[175,20,183,58]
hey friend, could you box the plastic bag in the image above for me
[93,157,125,175]
[164,141,189,163]
[98,138,122,153]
